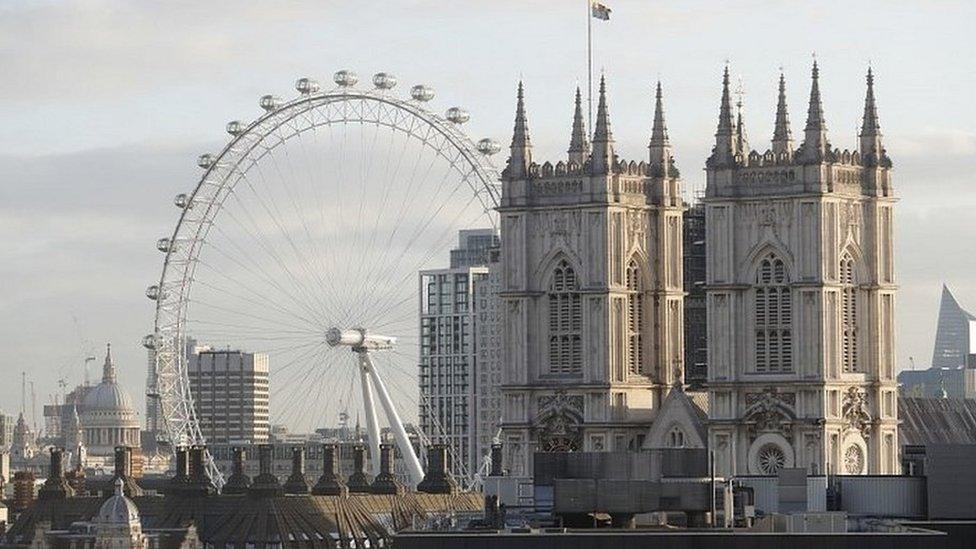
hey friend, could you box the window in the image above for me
[626,259,644,374]
[667,427,685,448]
[754,254,792,373]
[549,260,583,374]
[840,253,858,373]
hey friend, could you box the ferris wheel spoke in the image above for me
[201,225,327,329]
[190,267,324,330]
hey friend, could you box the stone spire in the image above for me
[771,72,794,157]
[648,81,675,178]
[505,81,532,179]
[567,86,590,165]
[590,75,615,174]
[800,60,831,163]
[734,76,749,158]
[102,343,116,384]
[859,67,887,166]
[707,64,737,167]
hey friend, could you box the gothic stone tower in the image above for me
[499,79,684,475]
[705,64,898,476]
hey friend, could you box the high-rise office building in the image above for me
[187,347,270,444]
[418,229,499,481]
[473,247,503,475]
[931,285,976,369]
[0,411,15,450]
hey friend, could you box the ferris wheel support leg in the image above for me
[361,352,425,487]
[358,352,382,477]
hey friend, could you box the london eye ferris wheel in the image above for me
[144,69,502,486]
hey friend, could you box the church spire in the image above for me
[800,60,830,163]
[771,71,794,157]
[567,86,589,165]
[505,81,532,179]
[859,67,886,166]
[102,343,116,384]
[590,75,615,174]
[707,64,737,167]
[649,81,675,177]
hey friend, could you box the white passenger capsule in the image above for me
[142,334,158,350]
[410,84,435,102]
[295,77,320,95]
[197,154,214,169]
[156,238,174,253]
[477,138,501,155]
[334,70,359,87]
[146,285,161,301]
[372,72,397,90]
[259,94,282,111]
[226,120,245,136]
[174,193,191,209]
[445,107,470,124]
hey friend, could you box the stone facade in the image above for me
[704,64,899,476]
[499,80,684,475]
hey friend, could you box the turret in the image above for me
[798,60,831,163]
[648,81,678,178]
[707,65,737,168]
[859,67,890,168]
[771,72,794,158]
[503,81,532,180]
[590,75,615,174]
[567,87,590,165]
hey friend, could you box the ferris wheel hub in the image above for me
[325,327,396,351]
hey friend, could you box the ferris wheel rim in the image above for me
[148,79,501,486]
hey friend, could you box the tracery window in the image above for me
[626,259,644,374]
[754,254,792,373]
[548,260,582,374]
[840,253,859,373]
[667,427,685,448]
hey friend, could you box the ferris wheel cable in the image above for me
[185,296,325,335]
[210,199,334,326]
[272,348,334,430]
[188,275,325,332]
[362,189,485,325]
[236,161,349,323]
[357,166,480,323]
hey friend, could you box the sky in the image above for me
[1,0,974,425]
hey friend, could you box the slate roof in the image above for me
[899,397,976,446]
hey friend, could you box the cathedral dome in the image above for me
[82,344,136,414]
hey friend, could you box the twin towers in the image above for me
[497,63,899,478]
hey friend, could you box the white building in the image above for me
[82,345,141,457]
[704,64,899,476]
[498,80,684,475]
[418,229,499,480]
[187,347,270,444]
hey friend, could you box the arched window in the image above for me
[626,259,644,375]
[840,253,858,373]
[755,254,792,373]
[667,427,685,448]
[549,260,582,374]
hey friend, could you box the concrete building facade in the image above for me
[187,348,270,444]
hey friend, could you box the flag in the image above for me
[591,2,611,20]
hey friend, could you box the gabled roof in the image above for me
[642,386,708,449]
[899,397,976,446]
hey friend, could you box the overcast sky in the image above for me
[1,0,974,423]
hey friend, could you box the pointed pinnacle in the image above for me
[650,81,669,146]
[511,80,530,147]
[568,86,589,157]
[804,60,826,132]
[772,71,793,152]
[593,75,612,143]
[717,64,734,135]
[861,67,880,135]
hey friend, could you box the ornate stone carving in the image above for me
[535,390,584,452]
[842,387,872,437]
[743,387,796,441]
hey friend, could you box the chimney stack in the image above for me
[222,446,252,495]
[283,446,310,494]
[312,443,348,496]
[370,443,404,495]
[489,443,503,477]
[38,447,74,500]
[111,446,143,497]
[346,443,373,493]
[248,444,283,497]
[417,444,458,494]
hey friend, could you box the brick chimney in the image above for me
[312,443,347,496]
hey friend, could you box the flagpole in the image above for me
[587,0,593,134]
